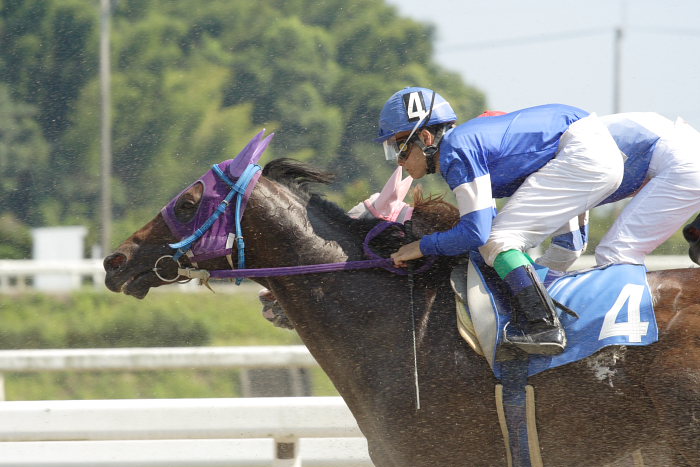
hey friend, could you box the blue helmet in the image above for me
[375,87,457,143]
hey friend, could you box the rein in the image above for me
[155,163,437,284]
[158,220,437,283]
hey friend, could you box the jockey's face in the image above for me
[396,129,433,179]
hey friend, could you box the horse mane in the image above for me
[262,158,356,226]
[262,157,335,188]
[411,185,460,232]
[262,158,460,236]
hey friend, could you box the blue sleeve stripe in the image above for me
[420,208,495,256]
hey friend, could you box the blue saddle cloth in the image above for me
[468,253,659,379]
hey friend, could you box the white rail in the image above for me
[0,259,201,292]
[0,345,316,372]
[0,347,372,466]
[573,254,696,270]
[0,439,372,467]
[0,345,317,401]
[0,397,361,441]
[0,259,104,292]
[0,397,373,467]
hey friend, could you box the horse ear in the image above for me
[370,166,413,219]
[227,129,275,179]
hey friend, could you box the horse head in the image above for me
[104,130,459,300]
[104,130,273,298]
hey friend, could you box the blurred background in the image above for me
[390,0,700,127]
[0,0,698,400]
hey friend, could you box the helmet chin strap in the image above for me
[414,126,448,175]
[423,144,438,174]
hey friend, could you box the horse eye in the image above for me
[174,198,199,223]
[173,182,203,223]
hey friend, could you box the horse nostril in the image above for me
[104,253,127,272]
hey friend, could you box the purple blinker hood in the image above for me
[160,130,274,262]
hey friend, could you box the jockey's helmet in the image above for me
[376,87,457,161]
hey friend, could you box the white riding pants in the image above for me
[595,115,700,265]
[479,114,624,266]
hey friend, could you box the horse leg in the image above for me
[643,307,700,466]
[258,288,295,329]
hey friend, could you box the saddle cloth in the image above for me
[452,252,659,379]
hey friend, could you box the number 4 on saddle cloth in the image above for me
[452,252,659,378]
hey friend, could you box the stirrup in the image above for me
[503,321,567,356]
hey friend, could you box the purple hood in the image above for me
[160,130,274,262]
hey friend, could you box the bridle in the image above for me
[153,162,436,287]
[155,162,261,285]
[154,157,435,408]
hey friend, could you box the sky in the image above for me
[387,0,700,128]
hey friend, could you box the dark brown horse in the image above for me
[105,157,700,467]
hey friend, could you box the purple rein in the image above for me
[191,221,437,280]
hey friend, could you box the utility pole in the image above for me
[612,26,623,114]
[100,0,112,256]
[613,0,626,114]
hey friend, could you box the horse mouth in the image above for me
[118,269,158,299]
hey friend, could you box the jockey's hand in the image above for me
[391,240,424,267]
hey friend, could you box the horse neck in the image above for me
[243,179,429,376]
[238,180,495,439]
[244,179,365,268]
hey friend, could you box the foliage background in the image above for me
[0,0,692,400]
[0,287,342,400]
[0,0,485,258]
[0,0,691,258]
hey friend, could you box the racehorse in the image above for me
[104,154,700,466]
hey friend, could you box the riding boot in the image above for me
[502,264,567,355]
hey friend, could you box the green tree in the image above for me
[0,0,486,250]
[0,84,50,226]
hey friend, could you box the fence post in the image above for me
[274,436,301,467]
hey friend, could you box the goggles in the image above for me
[383,135,415,162]
[382,96,449,162]
[382,117,424,162]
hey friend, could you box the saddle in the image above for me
[451,252,658,466]
[451,252,658,377]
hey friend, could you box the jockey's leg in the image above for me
[494,249,566,355]
[479,114,624,355]
[597,117,700,265]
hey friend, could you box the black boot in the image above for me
[503,265,566,355]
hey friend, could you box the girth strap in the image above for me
[496,357,543,467]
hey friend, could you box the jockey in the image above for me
[379,86,624,356]
[536,112,700,269]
